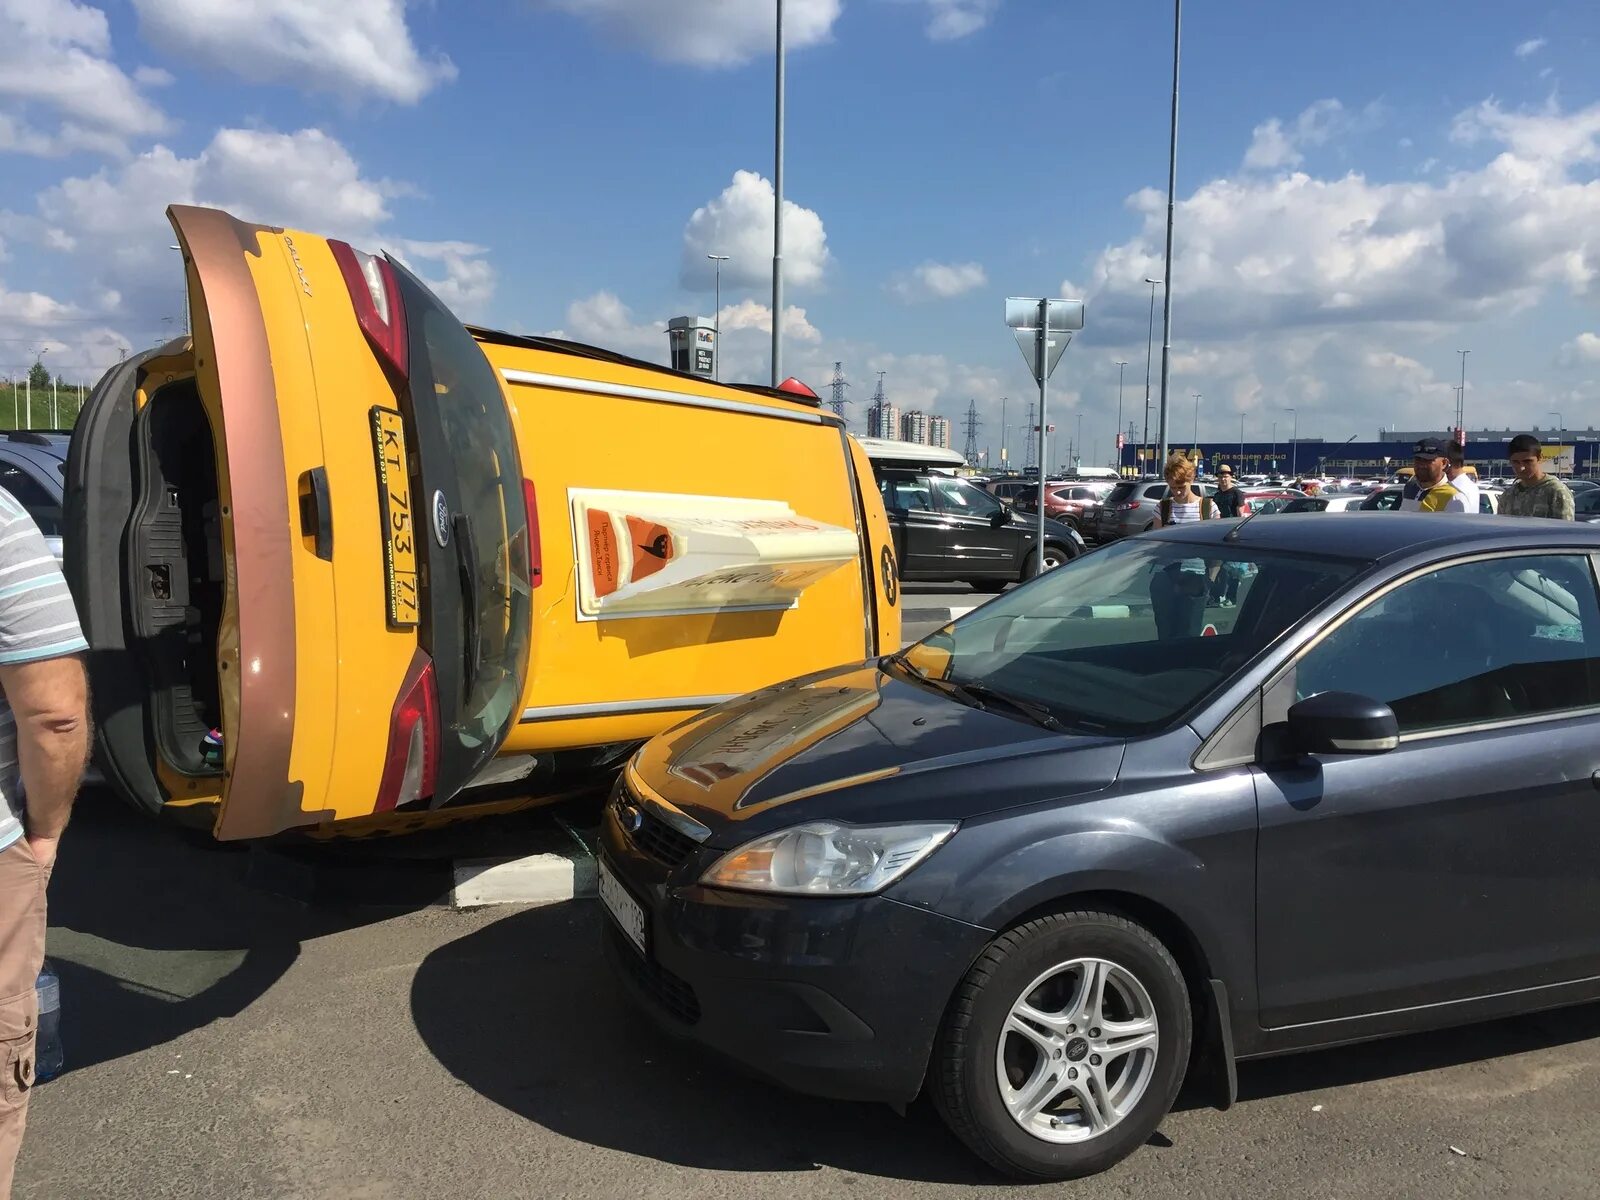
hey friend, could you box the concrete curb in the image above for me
[452,844,597,908]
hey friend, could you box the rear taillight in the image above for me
[1118,501,1140,511]
[329,239,409,379]
[375,654,438,813]
[522,478,542,588]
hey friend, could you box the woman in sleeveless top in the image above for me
[1149,452,1216,638]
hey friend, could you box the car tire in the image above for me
[931,910,1192,1181]
[1022,543,1074,578]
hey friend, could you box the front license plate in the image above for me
[370,406,419,628]
[598,859,647,956]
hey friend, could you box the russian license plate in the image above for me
[370,407,419,628]
[598,859,647,956]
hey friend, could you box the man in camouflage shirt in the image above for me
[1500,434,1575,520]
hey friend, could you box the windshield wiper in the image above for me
[883,657,1065,732]
[952,682,1068,731]
[452,512,481,694]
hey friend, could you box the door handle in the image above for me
[298,467,334,561]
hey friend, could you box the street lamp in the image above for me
[1456,349,1469,434]
[706,253,729,381]
[771,0,786,386]
[1550,410,1564,432]
[1114,360,1128,471]
[1075,409,1083,472]
[1191,391,1201,452]
[1238,412,1244,473]
[1287,406,1299,477]
[1142,278,1161,472]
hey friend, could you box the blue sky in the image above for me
[1,0,1597,463]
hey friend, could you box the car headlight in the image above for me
[700,820,957,896]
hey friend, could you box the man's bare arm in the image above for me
[0,655,89,866]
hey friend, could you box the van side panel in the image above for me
[847,434,902,654]
[487,346,872,753]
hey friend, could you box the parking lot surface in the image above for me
[19,796,1600,1199]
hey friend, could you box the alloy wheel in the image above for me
[993,957,1160,1144]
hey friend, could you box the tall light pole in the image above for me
[1287,406,1299,477]
[1456,349,1469,438]
[1271,420,1277,473]
[770,0,786,387]
[1075,409,1083,472]
[1156,0,1183,468]
[1551,410,1564,431]
[1114,359,1128,470]
[1238,412,1245,472]
[1142,277,1161,473]
[1191,391,1201,451]
[706,253,729,381]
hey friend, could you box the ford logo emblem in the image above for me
[432,491,451,548]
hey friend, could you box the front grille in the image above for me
[607,923,702,1024]
[631,808,701,869]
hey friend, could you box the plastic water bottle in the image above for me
[34,961,61,1083]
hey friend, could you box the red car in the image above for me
[1011,481,1116,531]
[1236,487,1305,516]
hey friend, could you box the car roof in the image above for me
[1144,510,1600,561]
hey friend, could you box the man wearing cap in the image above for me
[1501,434,1574,520]
[1400,438,1471,512]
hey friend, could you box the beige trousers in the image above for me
[0,839,49,1200]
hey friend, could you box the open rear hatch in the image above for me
[66,207,300,835]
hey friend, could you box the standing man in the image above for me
[1209,464,1245,607]
[1400,438,1470,512]
[1501,434,1575,520]
[0,491,88,1197]
[1446,445,1482,514]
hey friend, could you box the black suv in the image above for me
[877,469,1083,591]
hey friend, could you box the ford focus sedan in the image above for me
[600,512,1600,1180]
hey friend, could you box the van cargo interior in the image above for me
[131,379,224,778]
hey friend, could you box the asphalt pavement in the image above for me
[21,794,1600,1199]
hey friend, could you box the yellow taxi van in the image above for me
[65,205,899,840]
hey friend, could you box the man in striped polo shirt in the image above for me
[0,489,89,1196]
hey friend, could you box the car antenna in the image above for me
[1223,509,1262,542]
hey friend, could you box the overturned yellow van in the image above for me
[65,205,899,840]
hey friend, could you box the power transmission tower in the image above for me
[1024,402,1037,470]
[827,361,850,423]
[961,398,982,464]
[868,370,887,438]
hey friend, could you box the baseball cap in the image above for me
[1412,437,1448,458]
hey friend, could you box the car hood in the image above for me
[630,662,1126,845]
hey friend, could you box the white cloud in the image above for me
[1084,98,1600,346]
[920,0,1001,40]
[131,0,456,103]
[1514,37,1546,58]
[1559,332,1600,367]
[532,0,840,68]
[390,239,496,321]
[0,0,170,156]
[1450,99,1600,171]
[889,261,987,302]
[1243,99,1359,170]
[680,171,831,291]
[10,125,490,374]
[132,65,174,87]
[715,299,820,342]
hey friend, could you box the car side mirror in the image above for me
[1286,691,1398,755]
[990,508,1012,528]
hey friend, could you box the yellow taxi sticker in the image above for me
[371,406,420,628]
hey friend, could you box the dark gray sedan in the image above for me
[600,513,1600,1180]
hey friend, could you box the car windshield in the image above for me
[391,263,534,782]
[895,538,1366,734]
